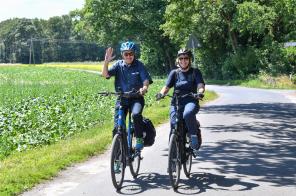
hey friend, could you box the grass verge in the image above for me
[207,74,296,89]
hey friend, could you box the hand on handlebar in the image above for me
[180,92,204,100]
[139,87,148,95]
[155,93,165,101]
[196,92,204,100]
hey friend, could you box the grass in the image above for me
[207,74,296,90]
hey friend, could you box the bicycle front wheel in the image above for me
[110,134,125,190]
[129,148,141,178]
[183,149,192,178]
[183,134,192,178]
[168,134,181,189]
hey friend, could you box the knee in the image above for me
[183,111,194,120]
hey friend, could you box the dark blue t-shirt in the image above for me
[107,59,152,92]
[165,68,205,105]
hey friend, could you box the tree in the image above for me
[76,0,178,74]
[162,0,296,79]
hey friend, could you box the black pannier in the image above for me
[143,118,156,147]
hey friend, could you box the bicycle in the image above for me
[98,90,143,190]
[157,91,203,189]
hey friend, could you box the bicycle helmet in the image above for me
[120,41,136,52]
[177,48,193,58]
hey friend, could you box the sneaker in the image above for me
[191,135,199,157]
[114,161,121,174]
[135,137,144,151]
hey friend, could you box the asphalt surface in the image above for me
[22,85,296,196]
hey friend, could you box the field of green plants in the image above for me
[0,66,164,160]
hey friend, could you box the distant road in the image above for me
[23,85,296,196]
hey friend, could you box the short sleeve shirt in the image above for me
[165,68,205,105]
[107,59,152,92]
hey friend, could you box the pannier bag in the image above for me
[143,118,156,147]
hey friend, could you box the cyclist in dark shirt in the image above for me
[102,41,152,151]
[157,48,205,153]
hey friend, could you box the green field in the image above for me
[0,66,167,159]
[23,62,104,72]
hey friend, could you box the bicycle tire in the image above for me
[129,148,141,178]
[168,134,181,189]
[183,150,192,178]
[110,134,125,190]
[183,134,192,178]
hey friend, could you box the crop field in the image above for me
[0,66,164,160]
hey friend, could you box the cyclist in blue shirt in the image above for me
[102,41,152,151]
[157,48,205,153]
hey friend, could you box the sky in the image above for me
[0,0,85,22]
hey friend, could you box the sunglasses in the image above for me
[178,57,189,61]
[123,52,134,57]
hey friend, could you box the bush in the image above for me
[221,47,260,79]
[256,39,288,75]
[291,74,296,84]
[283,46,296,74]
[140,45,167,75]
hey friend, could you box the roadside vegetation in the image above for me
[207,72,296,89]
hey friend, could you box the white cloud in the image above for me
[0,0,85,22]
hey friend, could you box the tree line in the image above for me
[0,16,105,64]
[0,0,295,79]
[76,0,295,78]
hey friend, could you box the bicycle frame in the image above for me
[117,102,134,160]
[171,94,188,164]
[99,90,142,190]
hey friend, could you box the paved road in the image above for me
[23,85,296,196]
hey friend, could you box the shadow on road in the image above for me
[117,171,258,195]
[118,173,258,195]
[199,102,296,187]
[117,102,295,194]
[176,172,259,195]
[117,172,170,194]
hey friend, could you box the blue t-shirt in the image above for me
[165,68,205,105]
[107,59,152,92]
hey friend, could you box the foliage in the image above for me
[76,0,178,74]
[0,17,105,64]
[282,46,296,74]
[222,47,260,79]
[233,2,276,35]
[1,0,295,78]
[292,74,296,84]
[163,0,296,79]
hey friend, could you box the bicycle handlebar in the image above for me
[156,92,204,101]
[98,89,142,99]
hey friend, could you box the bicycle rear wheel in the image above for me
[110,134,125,190]
[168,134,181,189]
[129,148,141,178]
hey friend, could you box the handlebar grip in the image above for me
[155,93,164,101]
